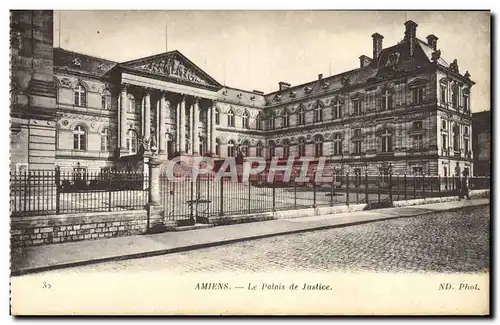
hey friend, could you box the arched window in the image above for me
[166,133,174,158]
[283,109,290,128]
[240,140,249,157]
[298,137,306,157]
[453,124,460,152]
[256,113,262,130]
[101,89,111,110]
[242,111,249,129]
[215,108,220,125]
[381,88,393,110]
[126,129,138,155]
[333,133,343,156]
[74,83,87,107]
[314,134,323,157]
[73,125,87,150]
[198,136,206,156]
[452,86,458,108]
[268,140,276,158]
[127,94,136,113]
[100,128,111,152]
[282,139,290,158]
[333,100,342,119]
[227,109,235,127]
[215,138,221,156]
[256,141,263,157]
[381,129,393,153]
[297,107,305,125]
[314,104,323,122]
[269,113,275,130]
[227,140,236,157]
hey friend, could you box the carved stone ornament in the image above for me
[61,120,69,126]
[91,123,96,129]
[60,77,72,86]
[140,56,209,86]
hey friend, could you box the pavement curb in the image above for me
[11,201,489,276]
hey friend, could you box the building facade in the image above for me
[11,11,475,176]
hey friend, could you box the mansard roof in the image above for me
[53,48,118,77]
[218,86,266,107]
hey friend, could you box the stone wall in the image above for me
[10,210,165,247]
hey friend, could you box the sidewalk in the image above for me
[11,198,489,275]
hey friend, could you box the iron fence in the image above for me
[159,172,490,226]
[10,168,149,217]
[10,168,490,221]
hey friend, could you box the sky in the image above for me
[54,10,490,112]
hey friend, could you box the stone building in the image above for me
[10,11,475,176]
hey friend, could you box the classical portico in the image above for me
[117,50,222,160]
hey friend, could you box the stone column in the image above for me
[179,95,186,154]
[206,106,212,154]
[193,97,200,155]
[189,99,194,155]
[211,100,218,156]
[159,92,167,154]
[119,85,128,151]
[144,89,151,149]
[175,101,180,152]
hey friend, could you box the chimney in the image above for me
[278,81,291,91]
[404,20,418,56]
[426,34,438,51]
[359,55,372,68]
[318,73,323,80]
[371,33,384,62]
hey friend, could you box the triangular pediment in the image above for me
[120,50,222,90]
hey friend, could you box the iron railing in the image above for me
[10,168,490,222]
[158,172,490,225]
[10,168,149,216]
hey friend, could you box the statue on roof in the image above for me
[431,50,441,63]
[450,59,459,73]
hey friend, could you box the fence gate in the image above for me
[160,175,213,226]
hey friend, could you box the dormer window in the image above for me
[290,91,296,98]
[322,82,330,89]
[237,93,242,99]
[275,94,282,101]
[305,86,312,94]
[222,90,228,96]
[385,53,400,67]
[72,57,81,67]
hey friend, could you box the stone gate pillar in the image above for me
[146,155,164,233]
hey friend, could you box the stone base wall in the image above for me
[10,210,163,247]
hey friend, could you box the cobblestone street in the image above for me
[24,206,489,276]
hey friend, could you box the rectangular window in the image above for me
[353,100,361,115]
[441,120,447,130]
[413,134,423,150]
[442,134,447,149]
[413,121,423,129]
[412,166,423,175]
[353,141,362,154]
[440,85,447,103]
[412,87,424,104]
[354,129,362,138]
[463,95,469,111]
[465,138,469,153]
